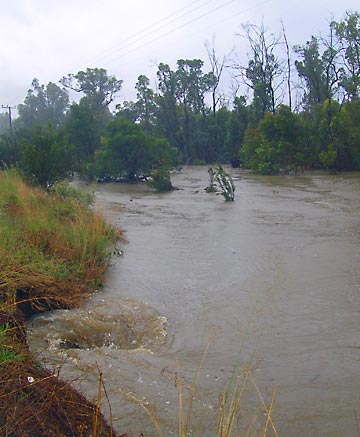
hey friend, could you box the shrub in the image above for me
[148,167,173,192]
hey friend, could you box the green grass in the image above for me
[0,323,25,365]
[0,169,121,315]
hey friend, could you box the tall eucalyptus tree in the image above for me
[235,23,284,124]
[17,79,69,129]
[331,11,360,100]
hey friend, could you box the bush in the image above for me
[148,167,173,192]
[50,179,94,205]
[18,125,70,188]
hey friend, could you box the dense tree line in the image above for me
[0,11,359,187]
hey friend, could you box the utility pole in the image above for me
[2,104,16,133]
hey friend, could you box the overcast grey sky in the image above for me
[1,0,359,111]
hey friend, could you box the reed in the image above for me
[114,349,278,436]
[176,364,278,437]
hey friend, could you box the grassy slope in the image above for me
[0,170,121,436]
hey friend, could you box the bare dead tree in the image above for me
[232,22,285,118]
[205,35,233,116]
[281,20,292,111]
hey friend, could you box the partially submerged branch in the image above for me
[206,166,236,201]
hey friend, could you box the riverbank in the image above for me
[0,170,122,436]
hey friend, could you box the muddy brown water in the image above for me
[28,167,360,436]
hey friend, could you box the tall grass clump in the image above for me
[0,169,121,315]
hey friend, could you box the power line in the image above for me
[103,0,276,102]
[101,0,237,67]
[76,0,276,75]
[71,0,276,102]
[103,0,276,70]
[78,0,215,69]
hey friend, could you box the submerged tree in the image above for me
[206,166,235,200]
[215,165,235,201]
[95,116,172,182]
[205,167,217,193]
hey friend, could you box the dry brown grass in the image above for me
[0,354,115,436]
[114,346,278,437]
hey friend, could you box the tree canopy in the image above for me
[1,10,359,187]
[16,79,69,129]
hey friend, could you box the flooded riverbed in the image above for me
[28,167,360,436]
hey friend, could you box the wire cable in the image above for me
[78,0,216,69]
[98,0,237,67]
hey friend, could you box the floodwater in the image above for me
[28,167,360,436]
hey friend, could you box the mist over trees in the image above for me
[0,10,359,187]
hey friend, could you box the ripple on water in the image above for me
[28,297,167,353]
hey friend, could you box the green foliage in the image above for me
[16,79,69,130]
[0,133,20,168]
[18,125,70,188]
[295,37,331,109]
[148,166,173,192]
[60,68,123,115]
[332,11,360,99]
[205,167,217,193]
[193,159,207,166]
[64,99,102,164]
[242,23,281,120]
[50,180,94,205]
[206,166,235,200]
[0,323,25,364]
[0,347,23,365]
[156,59,217,161]
[336,99,360,169]
[225,97,248,166]
[202,107,231,163]
[0,113,10,135]
[318,149,337,169]
[135,75,157,134]
[216,165,235,201]
[7,11,360,177]
[241,107,305,174]
[96,116,172,181]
